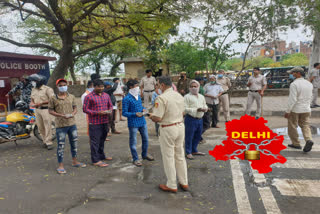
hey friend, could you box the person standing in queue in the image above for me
[83,79,113,167]
[150,76,188,193]
[29,74,55,150]
[177,72,189,96]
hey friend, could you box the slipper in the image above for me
[72,162,87,168]
[186,154,194,160]
[105,157,113,161]
[192,152,206,156]
[93,161,109,167]
[133,160,142,167]
[105,138,110,142]
[57,168,66,174]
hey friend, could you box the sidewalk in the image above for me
[229,96,320,117]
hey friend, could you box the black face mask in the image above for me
[180,75,184,79]
[36,82,43,88]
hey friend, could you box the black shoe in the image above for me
[255,117,260,120]
[303,140,314,152]
[310,105,317,108]
[142,155,154,161]
[47,145,54,150]
[288,144,302,149]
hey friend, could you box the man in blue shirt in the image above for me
[122,79,154,166]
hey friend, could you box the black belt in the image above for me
[186,114,202,120]
[144,90,154,93]
[249,90,259,92]
[38,106,48,109]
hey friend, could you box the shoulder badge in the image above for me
[155,103,159,108]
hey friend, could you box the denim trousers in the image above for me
[129,124,149,161]
[56,125,78,163]
[184,115,203,155]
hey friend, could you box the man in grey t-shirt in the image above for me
[309,63,320,108]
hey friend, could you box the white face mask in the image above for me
[58,86,68,92]
[87,88,94,92]
[129,87,140,100]
[31,81,36,88]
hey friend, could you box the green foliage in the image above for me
[281,53,309,66]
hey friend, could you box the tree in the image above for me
[281,53,309,66]
[0,0,186,87]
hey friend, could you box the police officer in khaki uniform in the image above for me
[150,76,188,193]
[30,74,55,150]
[245,67,267,119]
[217,69,231,122]
[140,69,157,109]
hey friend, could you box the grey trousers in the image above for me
[143,91,153,109]
[311,87,318,106]
[245,91,262,117]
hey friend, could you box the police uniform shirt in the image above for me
[152,88,185,125]
[247,74,267,90]
[216,77,231,91]
[140,76,156,91]
[31,85,54,107]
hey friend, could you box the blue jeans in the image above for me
[129,124,149,161]
[185,115,203,155]
[56,125,78,163]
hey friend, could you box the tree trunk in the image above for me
[47,30,73,88]
[309,30,320,75]
[109,60,123,76]
[70,59,77,83]
[95,62,101,75]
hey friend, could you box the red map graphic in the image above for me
[209,115,287,173]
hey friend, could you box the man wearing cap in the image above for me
[150,76,188,193]
[309,63,320,108]
[6,74,34,105]
[49,79,86,174]
[184,80,208,160]
[204,75,224,128]
[177,72,189,96]
[285,67,314,152]
[217,70,231,122]
[140,70,157,108]
[30,75,55,150]
[245,67,267,119]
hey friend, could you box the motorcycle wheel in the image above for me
[33,121,56,142]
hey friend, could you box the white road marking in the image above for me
[273,179,320,197]
[251,169,282,214]
[230,160,253,214]
[272,158,320,169]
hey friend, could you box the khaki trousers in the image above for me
[219,94,231,121]
[288,112,312,146]
[35,109,53,146]
[143,91,153,109]
[311,87,318,106]
[245,91,261,117]
[159,123,188,189]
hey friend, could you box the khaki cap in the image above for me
[287,67,304,74]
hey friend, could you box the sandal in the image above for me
[57,168,66,174]
[72,162,87,168]
[192,152,206,156]
[186,154,194,160]
[105,157,113,161]
[93,161,109,167]
[133,160,142,167]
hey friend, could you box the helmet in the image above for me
[15,101,28,111]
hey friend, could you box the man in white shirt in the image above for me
[81,81,94,136]
[309,63,320,108]
[113,78,125,122]
[184,80,208,160]
[204,75,224,128]
[245,67,267,119]
[217,69,232,122]
[285,67,314,152]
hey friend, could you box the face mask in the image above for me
[129,87,140,100]
[31,81,36,88]
[210,81,216,84]
[180,75,184,79]
[36,82,43,88]
[218,74,223,78]
[190,87,199,95]
[58,86,68,92]
[157,89,162,95]
[88,88,94,92]
[289,74,295,80]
